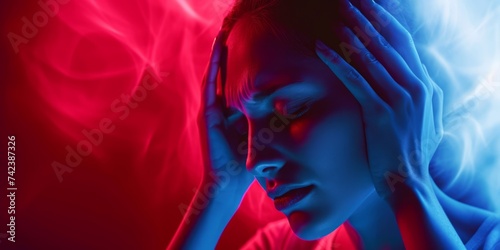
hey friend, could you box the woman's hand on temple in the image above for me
[199,31,254,204]
[167,32,255,250]
[315,0,444,199]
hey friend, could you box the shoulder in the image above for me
[466,215,500,250]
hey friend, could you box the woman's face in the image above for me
[225,20,375,240]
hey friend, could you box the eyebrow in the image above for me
[249,81,305,102]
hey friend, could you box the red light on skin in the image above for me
[290,118,311,142]
[274,100,312,142]
[288,210,312,235]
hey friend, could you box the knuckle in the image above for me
[362,51,378,64]
[396,28,413,45]
[434,84,444,98]
[371,102,390,116]
[396,91,413,109]
[405,33,415,47]
[409,79,428,102]
[346,69,362,82]
[377,35,389,47]
[398,91,412,103]
[325,50,341,64]
[436,127,444,140]
[378,35,391,48]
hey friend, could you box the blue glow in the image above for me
[404,0,500,211]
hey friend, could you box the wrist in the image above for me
[375,158,433,201]
[198,178,247,211]
[383,177,435,209]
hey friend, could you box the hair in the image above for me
[219,0,500,213]
[220,0,339,45]
[219,0,343,109]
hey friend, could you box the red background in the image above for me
[1,0,283,249]
[2,1,500,249]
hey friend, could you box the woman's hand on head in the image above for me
[315,3,469,248]
[315,0,444,199]
[199,32,254,204]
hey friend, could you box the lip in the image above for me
[268,185,314,211]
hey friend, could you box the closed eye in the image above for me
[275,98,313,120]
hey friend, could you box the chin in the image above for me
[286,210,343,241]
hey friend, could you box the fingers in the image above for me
[339,0,424,96]
[315,40,388,115]
[204,31,225,108]
[358,0,427,86]
[203,31,226,128]
[335,25,409,107]
[424,65,444,137]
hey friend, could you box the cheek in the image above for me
[294,111,373,233]
[296,103,369,185]
[289,118,312,142]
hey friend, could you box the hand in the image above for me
[315,0,444,199]
[198,32,254,203]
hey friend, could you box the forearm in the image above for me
[386,179,465,250]
[167,186,240,250]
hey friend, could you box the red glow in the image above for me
[1,0,282,249]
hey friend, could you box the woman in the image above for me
[169,0,500,249]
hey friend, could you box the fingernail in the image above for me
[315,40,329,52]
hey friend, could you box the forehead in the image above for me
[225,17,315,106]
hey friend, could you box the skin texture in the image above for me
[168,0,493,249]
[225,14,376,240]
[225,0,466,248]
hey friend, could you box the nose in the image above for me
[245,118,287,178]
[246,146,285,178]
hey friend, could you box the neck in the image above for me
[348,190,404,249]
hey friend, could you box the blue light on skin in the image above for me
[223,14,490,248]
[225,16,401,247]
[167,2,497,249]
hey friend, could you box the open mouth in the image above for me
[273,185,314,211]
